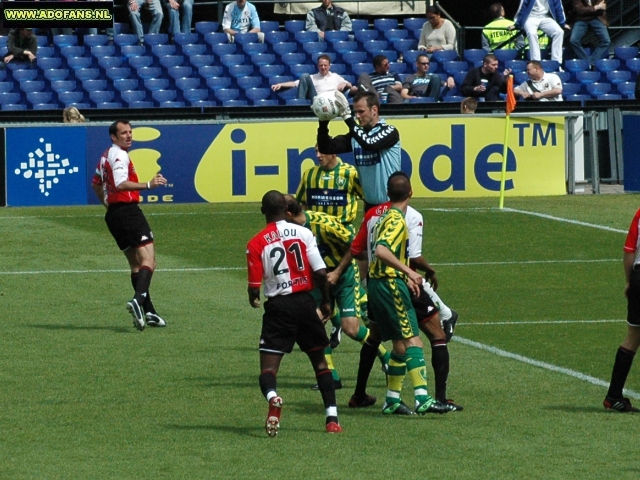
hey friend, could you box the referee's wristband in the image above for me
[146,182,150,190]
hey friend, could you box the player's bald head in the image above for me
[387,171,412,202]
[261,190,287,218]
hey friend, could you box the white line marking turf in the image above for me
[455,336,640,400]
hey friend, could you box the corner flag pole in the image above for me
[499,75,516,209]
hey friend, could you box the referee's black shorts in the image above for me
[105,202,153,251]
[628,266,640,326]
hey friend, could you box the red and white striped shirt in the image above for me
[351,202,391,263]
[624,208,640,264]
[247,220,326,297]
[92,144,140,205]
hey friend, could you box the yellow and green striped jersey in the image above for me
[296,161,363,225]
[368,207,409,280]
[304,210,353,269]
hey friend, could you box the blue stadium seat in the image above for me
[268,75,293,87]
[37,57,63,69]
[607,70,631,85]
[586,82,611,97]
[113,78,138,91]
[191,100,217,107]
[272,42,297,56]
[67,57,93,70]
[354,30,379,44]
[121,45,146,58]
[152,44,177,57]
[84,35,109,48]
[433,50,458,62]
[214,88,240,102]
[36,36,49,47]
[627,58,640,73]
[362,40,388,57]
[222,99,248,107]
[514,71,529,84]
[159,55,184,68]
[212,43,237,57]
[74,68,101,81]
[464,49,486,65]
[12,69,37,83]
[303,41,328,57]
[576,70,601,84]
[199,65,224,78]
[206,76,233,89]
[168,66,193,79]
[130,101,155,108]
[260,21,280,33]
[324,31,349,44]
[96,102,123,109]
[617,82,636,98]
[556,70,570,83]
[403,50,422,64]
[237,76,262,89]
[442,95,465,103]
[183,88,210,103]
[195,21,219,36]
[38,46,56,58]
[352,19,369,31]
[144,78,170,90]
[44,69,70,81]
[595,58,620,73]
[251,53,276,66]
[265,31,290,45]
[89,90,114,103]
[106,67,132,80]
[58,91,85,105]
[245,87,271,101]
[20,80,45,93]
[114,34,138,48]
[234,33,260,45]
[331,63,346,75]
[493,49,519,65]
[333,41,358,56]
[144,33,169,46]
[253,99,279,106]
[374,18,398,32]
[614,46,638,61]
[284,20,305,35]
[294,31,317,44]
[384,29,409,42]
[152,89,177,103]
[443,61,468,75]
[174,33,200,47]
[393,39,417,54]
[182,44,207,57]
[83,79,108,91]
[290,64,315,77]
[229,64,253,79]
[121,90,147,103]
[565,59,590,73]
[190,55,215,68]
[221,54,245,67]
[91,45,116,57]
[115,23,128,34]
[61,46,86,58]
[2,103,27,111]
[403,18,424,31]
[540,59,560,72]
[351,63,370,76]
[53,35,78,48]
[137,66,163,79]
[380,50,397,62]
[286,98,311,106]
[204,32,229,46]
[281,52,307,66]
[27,91,53,104]
[389,61,406,73]
[506,59,528,72]
[562,82,580,96]
[597,93,622,100]
[242,43,268,56]
[33,103,61,110]
[260,64,285,78]
[128,56,154,69]
[408,97,435,103]
[98,56,123,69]
[175,77,201,90]
[50,80,76,93]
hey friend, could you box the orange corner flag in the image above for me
[506,75,516,115]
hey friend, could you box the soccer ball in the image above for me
[311,91,340,121]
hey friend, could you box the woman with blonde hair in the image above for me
[63,106,85,124]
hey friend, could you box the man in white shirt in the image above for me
[222,0,264,43]
[514,60,563,101]
[513,0,570,63]
[271,54,353,101]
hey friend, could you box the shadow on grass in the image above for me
[26,324,133,334]
[163,423,324,437]
[542,405,608,413]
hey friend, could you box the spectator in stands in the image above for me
[570,0,610,69]
[401,53,455,102]
[514,60,563,101]
[3,28,37,68]
[482,3,525,53]
[63,107,86,124]
[222,0,265,43]
[271,54,353,101]
[460,97,478,114]
[418,5,457,54]
[305,0,352,41]
[356,54,403,104]
[513,0,569,63]
[129,0,164,45]
[162,0,194,40]
[460,53,512,101]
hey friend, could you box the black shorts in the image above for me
[628,267,640,326]
[105,203,153,251]
[260,292,329,354]
[411,285,438,324]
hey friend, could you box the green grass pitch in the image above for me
[1,194,640,479]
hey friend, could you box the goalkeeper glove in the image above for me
[334,91,351,120]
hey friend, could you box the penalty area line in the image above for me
[454,336,640,400]
[462,319,623,326]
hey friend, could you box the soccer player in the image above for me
[247,190,342,435]
[365,172,446,415]
[284,195,379,407]
[91,120,168,331]
[603,206,640,412]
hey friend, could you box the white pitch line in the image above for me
[462,319,622,326]
[502,207,627,234]
[435,258,617,267]
[454,335,640,399]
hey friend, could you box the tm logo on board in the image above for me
[13,137,79,196]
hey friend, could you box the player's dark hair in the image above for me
[284,194,303,215]
[317,54,331,65]
[483,53,498,64]
[489,3,504,19]
[527,60,542,70]
[353,90,379,110]
[416,53,429,64]
[109,120,131,137]
[387,171,412,202]
[372,55,388,68]
[261,190,287,218]
[426,5,442,16]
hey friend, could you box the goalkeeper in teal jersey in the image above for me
[285,195,385,407]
